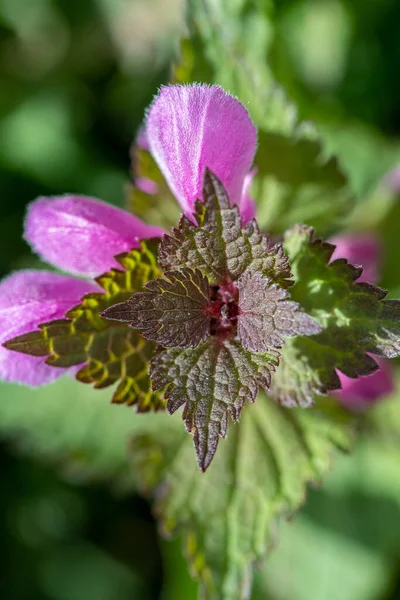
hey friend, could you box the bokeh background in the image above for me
[1,1,400,599]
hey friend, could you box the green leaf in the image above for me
[4,241,165,412]
[131,394,353,599]
[269,226,400,406]
[255,513,392,600]
[150,339,279,471]
[103,268,211,349]
[159,169,292,286]
[252,129,353,236]
[181,0,290,133]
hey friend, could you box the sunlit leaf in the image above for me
[4,241,165,411]
[269,226,400,406]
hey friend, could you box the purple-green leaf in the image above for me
[102,268,211,348]
[237,271,322,352]
[150,338,279,471]
[159,169,293,287]
[3,241,165,411]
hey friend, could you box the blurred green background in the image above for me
[1,0,400,599]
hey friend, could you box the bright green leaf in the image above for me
[269,226,400,406]
[177,1,354,235]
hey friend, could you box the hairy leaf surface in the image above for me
[150,338,279,471]
[4,241,165,411]
[159,169,292,287]
[102,268,211,349]
[269,226,400,406]
[237,272,322,352]
[131,395,353,599]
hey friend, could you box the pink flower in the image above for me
[0,271,98,386]
[385,165,400,191]
[0,84,257,386]
[145,85,257,219]
[330,233,394,409]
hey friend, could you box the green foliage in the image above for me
[175,2,354,236]
[269,226,400,406]
[252,130,353,235]
[5,241,165,411]
[1,0,400,599]
[0,377,173,486]
[131,394,353,599]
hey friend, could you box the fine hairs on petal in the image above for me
[24,195,164,278]
[0,270,98,386]
[145,83,257,216]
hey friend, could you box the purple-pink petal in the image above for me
[24,195,164,277]
[385,165,400,191]
[146,84,257,216]
[330,233,381,284]
[334,358,394,410]
[136,125,150,151]
[239,169,257,224]
[0,270,99,386]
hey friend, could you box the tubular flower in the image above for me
[330,233,395,408]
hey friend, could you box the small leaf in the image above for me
[4,241,165,412]
[237,271,322,352]
[150,338,279,471]
[269,226,400,406]
[159,169,293,287]
[102,268,211,349]
[131,394,354,599]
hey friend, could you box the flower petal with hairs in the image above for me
[0,271,98,386]
[146,84,257,216]
[25,195,164,278]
